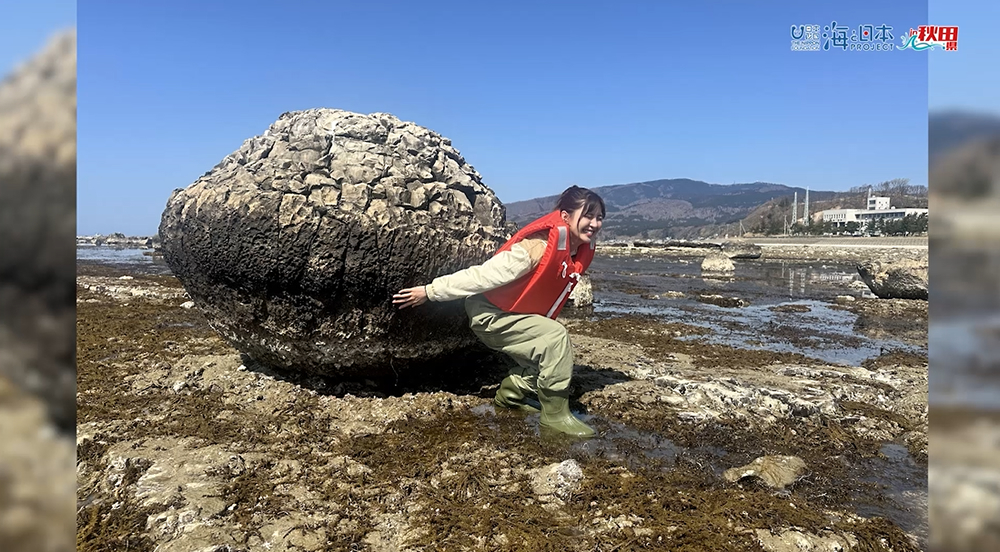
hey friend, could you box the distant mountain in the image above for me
[930,110,1000,166]
[505,178,839,239]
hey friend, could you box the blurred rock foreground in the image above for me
[0,28,77,552]
[929,110,1000,551]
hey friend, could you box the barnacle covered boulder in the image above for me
[159,109,510,378]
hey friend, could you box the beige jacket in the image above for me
[425,234,547,302]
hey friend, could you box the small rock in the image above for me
[118,275,134,280]
[724,455,806,489]
[697,294,749,308]
[180,301,195,309]
[568,274,593,308]
[835,295,856,305]
[662,291,685,299]
[660,394,686,406]
[701,253,735,274]
[530,460,584,503]
[172,381,188,393]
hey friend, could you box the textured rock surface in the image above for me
[530,459,584,504]
[724,455,807,489]
[754,528,856,552]
[856,260,928,300]
[700,252,735,274]
[160,109,510,378]
[697,294,749,308]
[721,240,762,259]
[568,273,593,308]
[0,29,76,432]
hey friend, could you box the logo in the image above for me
[790,24,820,51]
[897,25,959,51]
[791,22,896,51]
[791,22,960,52]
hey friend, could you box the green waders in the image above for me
[465,294,595,437]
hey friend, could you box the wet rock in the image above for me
[568,273,593,308]
[697,294,749,308]
[770,303,811,314]
[180,300,195,309]
[724,455,807,489]
[701,253,735,274]
[754,528,856,552]
[662,291,686,299]
[721,240,762,259]
[530,459,584,503]
[159,108,510,378]
[834,295,856,305]
[856,260,928,300]
[0,29,76,432]
[653,374,833,423]
[86,438,251,551]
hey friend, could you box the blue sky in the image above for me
[0,1,75,76]
[929,0,999,112]
[77,1,930,236]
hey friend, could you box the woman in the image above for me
[393,185,605,437]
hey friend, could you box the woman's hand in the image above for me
[393,286,429,309]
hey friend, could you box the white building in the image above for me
[867,196,890,210]
[820,195,927,230]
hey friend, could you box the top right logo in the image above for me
[898,25,959,51]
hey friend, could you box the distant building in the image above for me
[821,195,927,230]
[867,196,891,210]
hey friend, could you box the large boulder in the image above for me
[720,240,762,259]
[160,109,510,379]
[856,260,928,300]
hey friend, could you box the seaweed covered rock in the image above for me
[857,260,928,300]
[160,109,510,378]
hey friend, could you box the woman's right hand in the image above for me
[393,286,428,309]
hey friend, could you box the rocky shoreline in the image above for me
[76,241,928,552]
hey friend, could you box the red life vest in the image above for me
[484,210,596,319]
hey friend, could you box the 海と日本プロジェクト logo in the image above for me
[791,22,896,51]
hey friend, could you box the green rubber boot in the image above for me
[538,388,595,437]
[494,375,540,413]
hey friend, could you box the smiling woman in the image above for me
[394,185,606,437]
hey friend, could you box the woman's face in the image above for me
[562,205,603,247]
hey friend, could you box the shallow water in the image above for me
[589,256,920,366]
[856,443,928,546]
[473,402,926,547]
[76,245,172,275]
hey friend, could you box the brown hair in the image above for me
[554,185,605,218]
